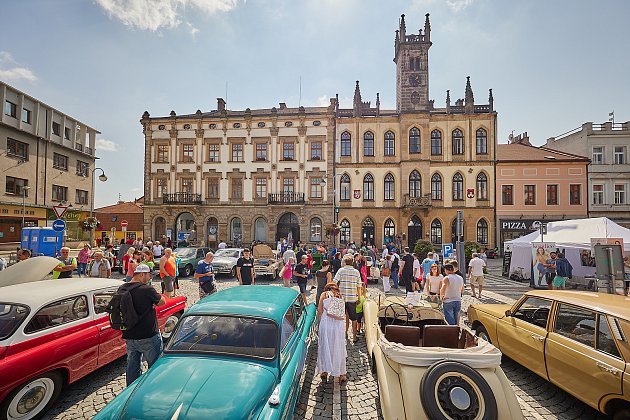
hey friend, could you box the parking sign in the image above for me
[442,243,454,258]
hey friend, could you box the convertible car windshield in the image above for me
[165,315,278,360]
[215,250,240,258]
[0,303,29,340]
[175,248,197,258]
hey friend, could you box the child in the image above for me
[355,285,367,334]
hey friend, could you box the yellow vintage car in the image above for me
[467,290,630,419]
[364,294,523,420]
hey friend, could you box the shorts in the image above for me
[298,281,307,294]
[345,301,359,321]
[553,276,567,288]
[161,275,174,292]
[470,275,484,286]
[356,312,364,323]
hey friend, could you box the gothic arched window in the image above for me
[340,131,351,157]
[340,174,351,201]
[363,174,374,201]
[476,172,488,200]
[384,131,395,156]
[476,128,488,155]
[409,127,421,154]
[363,131,374,156]
[452,128,464,155]
[431,130,442,155]
[384,173,395,201]
[452,173,464,201]
[409,170,422,198]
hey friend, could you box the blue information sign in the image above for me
[52,219,66,232]
[442,243,454,258]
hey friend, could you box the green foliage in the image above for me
[413,240,436,258]
[464,241,482,260]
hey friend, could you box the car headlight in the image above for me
[162,315,179,339]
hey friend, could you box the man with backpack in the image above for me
[109,263,166,386]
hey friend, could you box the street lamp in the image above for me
[89,167,108,246]
[320,174,344,245]
[21,186,31,235]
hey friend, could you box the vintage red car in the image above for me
[0,257,186,420]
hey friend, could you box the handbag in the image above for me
[326,296,346,320]
[381,264,391,277]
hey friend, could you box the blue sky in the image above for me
[2,0,629,207]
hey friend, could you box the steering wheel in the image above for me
[384,303,410,326]
[530,308,548,323]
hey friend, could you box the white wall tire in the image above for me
[2,372,62,420]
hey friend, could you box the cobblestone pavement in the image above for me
[43,270,604,419]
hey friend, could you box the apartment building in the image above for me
[0,81,99,243]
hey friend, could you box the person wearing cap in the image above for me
[195,251,216,299]
[118,263,166,386]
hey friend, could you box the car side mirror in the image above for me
[505,310,512,317]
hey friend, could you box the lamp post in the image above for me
[21,186,32,236]
[89,168,108,246]
[321,174,343,245]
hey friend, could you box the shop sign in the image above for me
[500,219,558,232]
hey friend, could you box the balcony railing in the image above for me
[75,143,83,152]
[268,192,305,205]
[163,192,202,204]
[404,193,432,208]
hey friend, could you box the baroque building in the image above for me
[334,14,497,249]
[140,100,335,247]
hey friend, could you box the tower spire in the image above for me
[465,76,474,113]
[446,90,451,113]
[488,89,494,112]
[353,80,362,117]
[424,13,431,42]
[399,14,406,40]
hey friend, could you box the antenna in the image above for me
[299,76,302,107]
[225,81,228,108]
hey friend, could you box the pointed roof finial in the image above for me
[488,88,494,112]
[424,13,431,42]
[353,81,363,117]
[446,90,451,113]
[465,76,474,103]
[400,14,406,39]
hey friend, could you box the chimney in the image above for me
[217,98,226,112]
[279,102,287,110]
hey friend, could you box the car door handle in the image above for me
[530,334,544,342]
[100,325,111,331]
[596,362,619,375]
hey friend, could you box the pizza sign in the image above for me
[353,189,361,199]
[467,188,475,199]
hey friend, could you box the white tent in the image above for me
[506,217,630,281]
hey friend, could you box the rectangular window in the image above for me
[5,176,28,195]
[593,184,604,205]
[181,178,193,194]
[311,142,322,160]
[7,138,28,159]
[597,316,621,358]
[207,144,219,162]
[207,178,219,198]
[592,146,604,164]
[614,146,626,165]
[64,127,71,140]
[157,144,169,163]
[53,153,68,170]
[76,189,88,205]
[52,122,61,136]
[310,177,323,198]
[282,142,295,160]
[157,178,168,198]
[502,185,514,205]
[4,100,17,118]
[76,160,89,176]
[570,184,581,205]
[182,144,194,162]
[52,185,67,201]
[524,185,536,205]
[615,184,626,205]
[231,143,243,162]
[283,178,294,194]
[255,143,267,161]
[255,178,267,198]
[554,304,595,348]
[231,178,243,199]
[21,108,32,124]
[547,184,558,205]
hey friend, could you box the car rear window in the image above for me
[166,315,278,360]
[0,303,29,340]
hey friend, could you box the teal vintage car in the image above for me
[94,286,316,420]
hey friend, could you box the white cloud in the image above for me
[0,51,37,82]
[95,138,119,152]
[317,95,328,107]
[130,187,141,192]
[446,0,474,12]
[186,22,200,39]
[95,0,239,32]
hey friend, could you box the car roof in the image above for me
[1,278,124,308]
[187,286,298,324]
[526,290,630,320]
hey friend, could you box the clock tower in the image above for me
[394,13,432,112]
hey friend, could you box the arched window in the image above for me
[363,131,374,156]
[231,217,242,245]
[409,170,422,198]
[254,218,267,242]
[409,127,421,154]
[452,128,464,155]
[384,173,395,201]
[384,131,395,156]
[340,219,351,244]
[154,217,166,241]
[310,217,322,242]
[477,219,489,244]
[431,173,442,200]
[452,173,464,201]
[363,174,374,201]
[340,131,351,157]
[476,172,488,200]
[340,173,351,201]
[384,219,395,243]
[476,128,488,155]
[431,130,442,155]
[430,219,442,244]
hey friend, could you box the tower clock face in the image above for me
[409,74,421,87]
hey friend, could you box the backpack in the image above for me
[106,283,143,331]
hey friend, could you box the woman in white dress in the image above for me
[316,282,347,382]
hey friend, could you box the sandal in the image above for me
[320,373,328,381]
[339,375,347,383]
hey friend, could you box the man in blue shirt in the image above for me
[552,252,573,290]
[195,251,216,299]
[421,252,436,282]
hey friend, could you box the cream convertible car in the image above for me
[364,295,523,420]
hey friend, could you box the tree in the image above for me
[464,241,482,260]
[413,240,436,258]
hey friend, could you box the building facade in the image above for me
[95,200,144,245]
[0,81,99,244]
[334,14,497,249]
[496,134,589,250]
[141,100,335,247]
[545,121,630,228]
